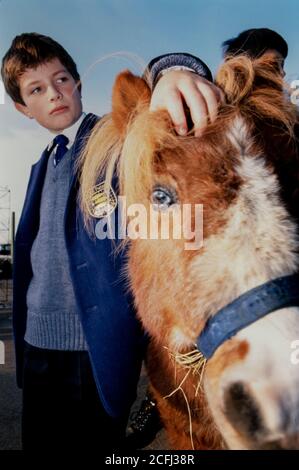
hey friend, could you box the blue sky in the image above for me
[0,0,298,232]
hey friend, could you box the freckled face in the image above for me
[16,58,82,132]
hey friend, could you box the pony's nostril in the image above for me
[224,382,264,437]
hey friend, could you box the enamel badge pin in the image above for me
[88,182,117,218]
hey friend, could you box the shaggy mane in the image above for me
[79,52,297,229]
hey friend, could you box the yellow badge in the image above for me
[88,182,117,218]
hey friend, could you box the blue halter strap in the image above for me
[197,273,299,359]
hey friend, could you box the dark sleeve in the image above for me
[145,52,213,88]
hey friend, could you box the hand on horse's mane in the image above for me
[150,70,224,137]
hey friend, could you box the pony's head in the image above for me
[80,52,299,449]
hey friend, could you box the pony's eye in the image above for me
[151,186,177,209]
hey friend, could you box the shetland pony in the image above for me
[80,53,299,449]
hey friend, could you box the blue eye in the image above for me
[151,186,177,209]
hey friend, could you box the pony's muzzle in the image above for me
[224,381,299,449]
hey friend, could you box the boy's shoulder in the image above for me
[80,112,100,132]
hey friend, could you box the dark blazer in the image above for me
[13,113,145,419]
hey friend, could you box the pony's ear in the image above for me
[112,70,151,135]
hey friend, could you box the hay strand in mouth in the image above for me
[163,367,195,450]
[165,346,207,382]
[162,346,207,450]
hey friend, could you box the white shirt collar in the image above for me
[49,112,86,150]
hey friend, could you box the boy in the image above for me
[1,32,219,451]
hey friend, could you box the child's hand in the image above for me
[150,70,224,137]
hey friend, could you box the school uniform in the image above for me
[13,112,145,450]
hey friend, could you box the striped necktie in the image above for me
[53,134,69,167]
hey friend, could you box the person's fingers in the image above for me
[217,86,225,104]
[207,82,225,104]
[149,71,226,137]
[179,81,208,135]
[165,89,188,135]
[150,88,188,135]
[196,81,220,124]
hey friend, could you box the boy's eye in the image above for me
[31,87,41,95]
[57,76,68,84]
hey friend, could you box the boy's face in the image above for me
[15,58,82,132]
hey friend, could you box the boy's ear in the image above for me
[14,102,33,119]
[112,70,150,136]
[75,80,82,95]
